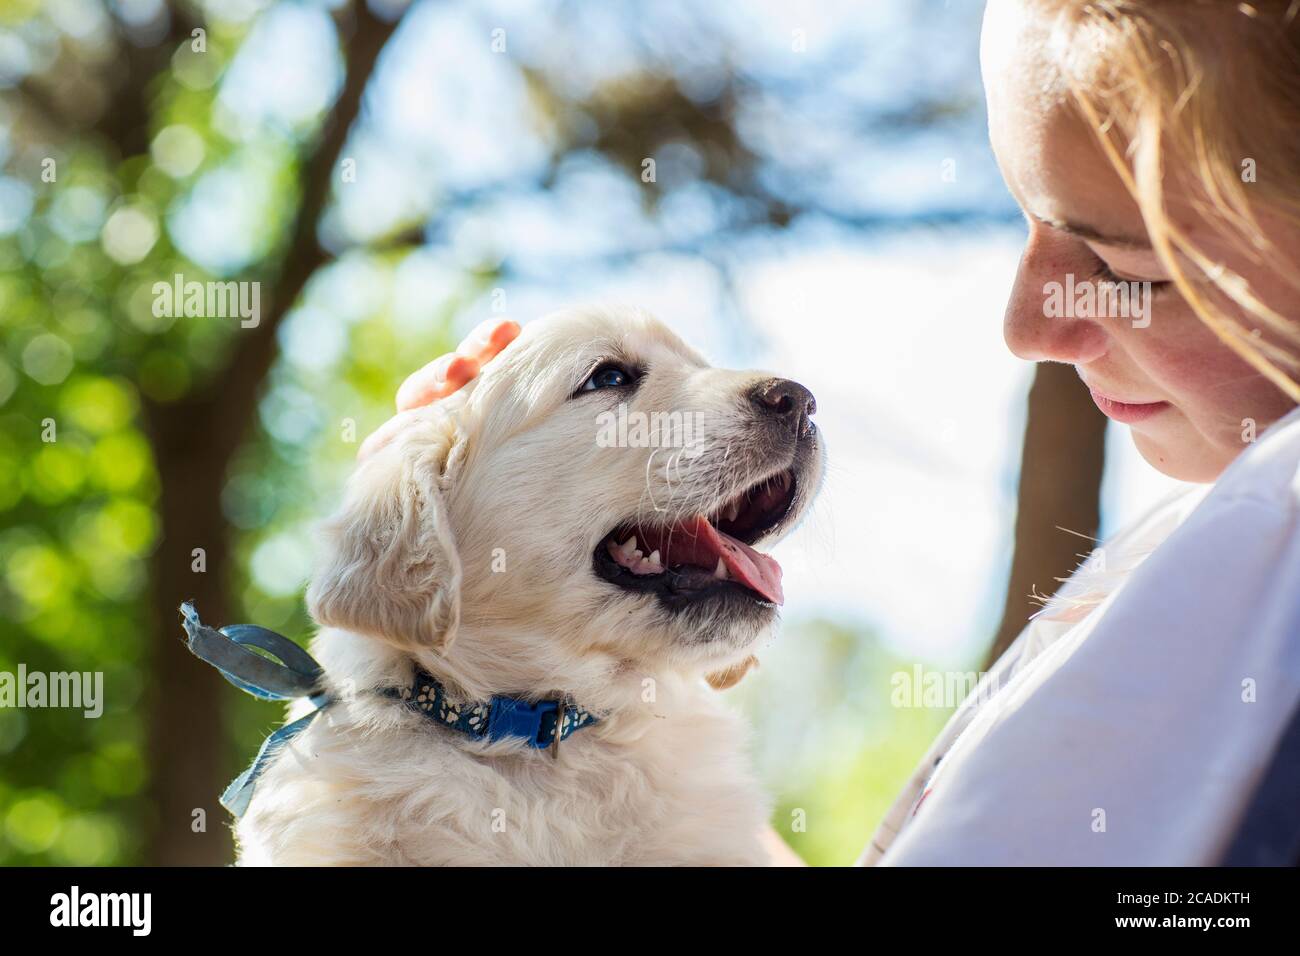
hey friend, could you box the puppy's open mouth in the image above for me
[593,469,796,607]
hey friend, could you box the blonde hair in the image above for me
[1045,0,1300,403]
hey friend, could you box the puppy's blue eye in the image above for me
[579,363,635,393]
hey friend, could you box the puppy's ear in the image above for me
[705,655,758,691]
[307,409,463,653]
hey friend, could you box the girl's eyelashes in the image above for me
[1088,260,1127,284]
[1088,258,1173,293]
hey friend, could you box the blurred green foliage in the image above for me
[731,619,951,865]
[0,1,401,864]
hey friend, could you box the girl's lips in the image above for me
[1088,388,1170,424]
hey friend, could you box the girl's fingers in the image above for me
[395,354,479,412]
[394,319,521,412]
[369,319,522,458]
[459,317,521,364]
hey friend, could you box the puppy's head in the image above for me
[309,306,823,681]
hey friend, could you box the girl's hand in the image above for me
[357,318,521,460]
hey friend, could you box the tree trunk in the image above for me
[985,363,1108,668]
[142,401,237,864]
[140,1,400,865]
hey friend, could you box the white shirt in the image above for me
[860,404,1300,866]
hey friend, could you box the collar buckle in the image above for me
[486,695,562,749]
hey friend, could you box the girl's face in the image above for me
[981,0,1300,482]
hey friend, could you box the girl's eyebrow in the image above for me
[1035,213,1152,251]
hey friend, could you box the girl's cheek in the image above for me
[1121,297,1242,395]
[1127,314,1292,443]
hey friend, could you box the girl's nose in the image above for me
[1003,233,1110,366]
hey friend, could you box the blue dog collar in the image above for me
[178,602,599,818]
[383,672,598,751]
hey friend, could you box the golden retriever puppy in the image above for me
[236,306,823,865]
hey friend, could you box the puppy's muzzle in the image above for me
[593,375,821,614]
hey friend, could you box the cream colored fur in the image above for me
[235,306,823,866]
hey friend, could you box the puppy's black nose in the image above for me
[750,378,817,434]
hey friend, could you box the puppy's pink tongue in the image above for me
[680,516,784,606]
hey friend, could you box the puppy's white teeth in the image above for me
[647,550,662,567]
[620,536,638,555]
[724,501,741,522]
[714,558,729,580]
